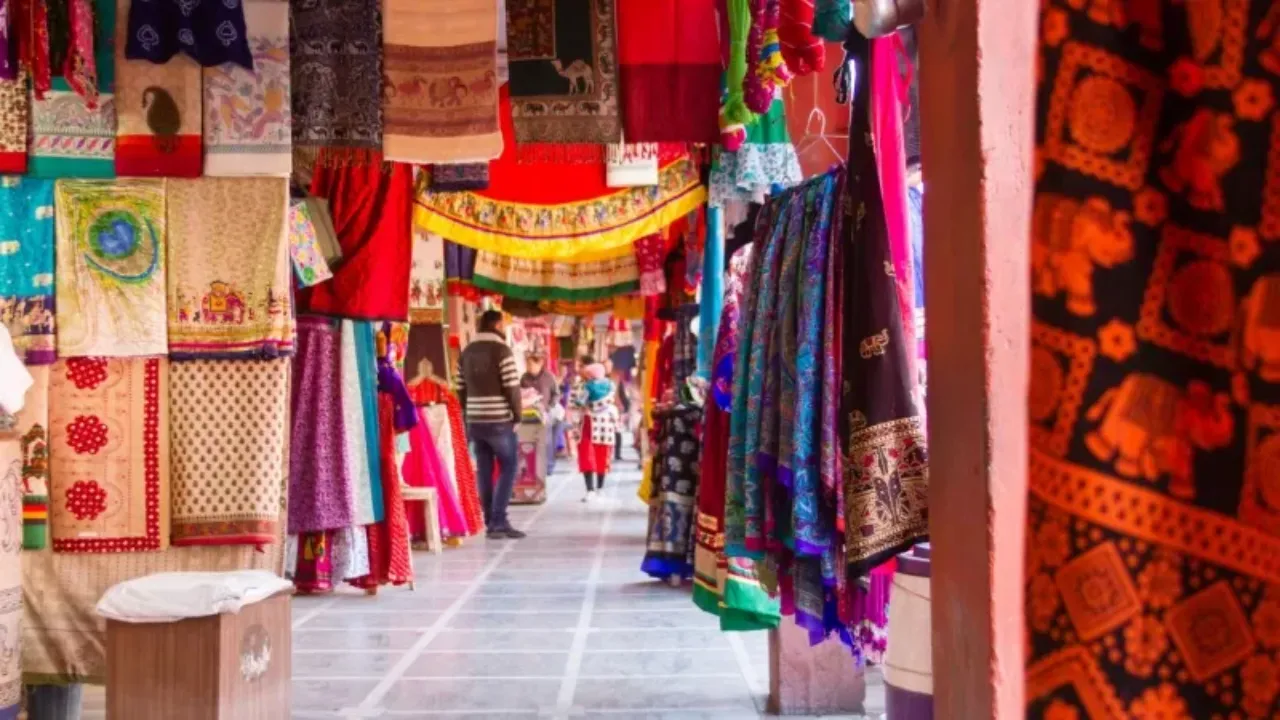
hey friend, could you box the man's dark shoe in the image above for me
[488,526,527,539]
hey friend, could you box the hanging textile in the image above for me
[288,199,335,288]
[405,323,450,388]
[29,0,115,179]
[287,527,369,594]
[0,75,29,173]
[0,178,56,365]
[382,0,501,164]
[779,0,824,77]
[615,0,720,144]
[0,423,22,717]
[48,357,168,553]
[353,321,385,521]
[429,163,490,192]
[745,0,793,114]
[1024,3,1280,717]
[473,251,640,303]
[444,237,480,297]
[605,143,660,188]
[113,0,201,178]
[124,0,252,68]
[296,156,414,321]
[11,0,50,94]
[13,365,50,549]
[202,0,291,177]
[641,403,703,580]
[54,179,167,358]
[692,245,780,630]
[166,178,292,359]
[839,35,927,575]
[505,0,621,145]
[339,320,378,526]
[718,0,754,149]
[288,0,382,160]
[289,316,356,534]
[402,407,468,540]
[811,0,849,41]
[710,97,803,208]
[416,87,705,263]
[409,378,483,534]
[409,229,446,324]
[170,359,288,546]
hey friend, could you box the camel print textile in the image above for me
[505,0,621,145]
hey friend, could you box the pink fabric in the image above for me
[583,363,607,381]
[870,35,917,384]
[402,409,469,539]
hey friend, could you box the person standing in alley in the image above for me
[520,351,560,476]
[456,310,526,539]
[572,362,620,502]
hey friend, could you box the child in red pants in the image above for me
[574,362,619,501]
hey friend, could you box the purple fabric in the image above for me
[378,357,419,433]
[444,240,477,284]
[288,316,356,534]
[125,0,254,69]
[0,0,12,80]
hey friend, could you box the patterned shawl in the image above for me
[29,0,115,178]
[170,359,288,546]
[382,0,501,163]
[202,0,291,177]
[289,0,382,160]
[124,0,252,67]
[472,251,640,303]
[48,357,169,553]
[0,178,56,365]
[13,365,50,549]
[288,199,334,288]
[289,316,356,533]
[839,35,927,575]
[54,179,167,358]
[0,75,28,173]
[166,178,293,359]
[616,0,720,144]
[408,229,446,324]
[505,0,621,145]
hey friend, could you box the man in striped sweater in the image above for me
[456,310,526,539]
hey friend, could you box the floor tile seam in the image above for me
[349,473,572,713]
[727,631,770,700]
[552,485,617,715]
[292,596,341,630]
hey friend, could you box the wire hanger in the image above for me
[794,74,844,162]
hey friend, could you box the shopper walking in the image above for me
[573,362,620,502]
[456,310,526,539]
[520,351,560,476]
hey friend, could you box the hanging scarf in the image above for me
[382,0,501,164]
[408,228,446,324]
[29,0,115,178]
[417,87,705,263]
[811,0,849,42]
[472,251,640,303]
[14,0,52,96]
[779,0,823,77]
[289,199,335,288]
[429,163,490,192]
[0,74,27,173]
[710,96,804,208]
[745,0,791,114]
[719,0,754,149]
[202,0,291,177]
[0,178,56,365]
[289,0,383,162]
[839,34,927,575]
[124,0,253,68]
[288,316,356,533]
[616,0,720,145]
[114,0,202,178]
[505,0,621,146]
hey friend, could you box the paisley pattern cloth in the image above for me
[1025,3,1280,717]
[202,0,290,176]
[54,179,167,358]
[289,0,382,156]
[124,0,253,68]
[48,357,169,553]
[838,35,928,576]
[0,178,56,365]
[114,0,202,178]
[170,359,288,546]
[288,316,355,534]
[165,178,293,359]
[641,404,704,580]
[29,0,115,179]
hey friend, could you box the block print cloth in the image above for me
[0,74,28,173]
[14,365,50,550]
[288,199,334,288]
[166,177,293,359]
[0,178,56,365]
[48,357,169,553]
[408,228,445,324]
[124,0,253,68]
[1025,2,1280,717]
[170,359,288,546]
[381,0,501,164]
[54,179,168,358]
[288,0,382,154]
[202,0,291,176]
[0,427,21,716]
[113,0,202,178]
[473,251,640,302]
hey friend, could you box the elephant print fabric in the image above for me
[1027,1,1280,717]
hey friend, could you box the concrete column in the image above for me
[917,0,1036,715]
[768,622,870,715]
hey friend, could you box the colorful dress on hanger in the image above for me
[710,97,803,209]
[409,379,484,534]
[402,406,469,540]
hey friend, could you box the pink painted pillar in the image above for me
[917,0,1036,715]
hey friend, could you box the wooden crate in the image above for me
[105,591,291,720]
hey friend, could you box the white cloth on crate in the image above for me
[96,570,293,623]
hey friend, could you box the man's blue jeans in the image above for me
[469,423,519,531]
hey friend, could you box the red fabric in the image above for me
[348,397,413,589]
[402,408,470,539]
[779,0,825,77]
[577,416,613,474]
[616,0,720,144]
[292,531,334,594]
[297,156,414,321]
[115,136,203,177]
[409,380,485,533]
[0,152,26,174]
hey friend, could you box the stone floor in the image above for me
[81,457,882,719]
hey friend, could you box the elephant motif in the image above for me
[1240,274,1280,382]
[428,78,468,107]
[201,281,247,324]
[20,424,46,495]
[1032,194,1135,316]
[859,329,890,359]
[1159,109,1240,212]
